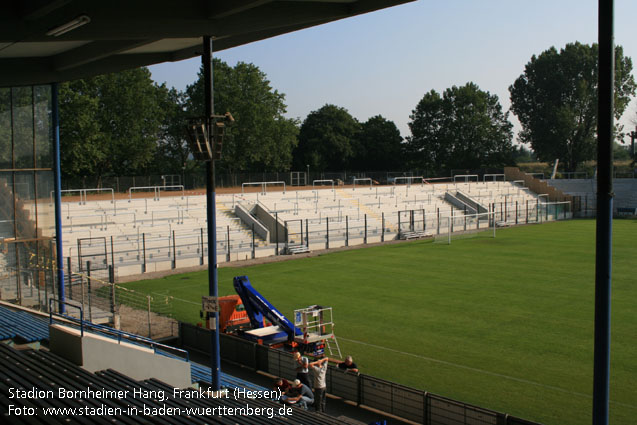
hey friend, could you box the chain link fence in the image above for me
[63,261,178,339]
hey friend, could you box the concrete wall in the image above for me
[504,167,575,205]
[444,192,477,215]
[547,178,637,210]
[234,204,270,241]
[455,191,488,214]
[49,324,191,388]
[253,203,287,243]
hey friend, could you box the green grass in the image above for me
[121,219,637,425]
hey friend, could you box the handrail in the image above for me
[483,174,505,182]
[453,174,478,182]
[128,186,160,201]
[393,176,424,187]
[49,298,84,336]
[49,298,189,362]
[312,179,334,191]
[157,184,184,199]
[242,182,265,195]
[53,188,115,206]
[81,320,190,362]
[353,178,372,190]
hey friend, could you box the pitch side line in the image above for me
[151,291,199,305]
[338,337,636,410]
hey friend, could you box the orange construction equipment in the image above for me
[217,295,250,332]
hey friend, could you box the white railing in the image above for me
[313,179,334,191]
[353,178,372,190]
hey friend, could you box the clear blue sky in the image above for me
[149,0,637,143]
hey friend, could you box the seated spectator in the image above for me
[273,377,290,395]
[280,379,314,410]
[338,355,359,373]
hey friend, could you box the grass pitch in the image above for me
[122,219,637,425]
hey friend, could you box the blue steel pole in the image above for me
[593,1,614,424]
[52,83,65,313]
[203,36,221,391]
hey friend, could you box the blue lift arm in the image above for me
[233,276,302,339]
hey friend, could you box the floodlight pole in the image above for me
[203,35,221,391]
[593,1,614,424]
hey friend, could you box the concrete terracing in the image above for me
[59,182,559,278]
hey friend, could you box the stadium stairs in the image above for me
[59,180,552,278]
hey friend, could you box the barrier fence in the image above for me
[62,200,572,279]
[180,323,541,425]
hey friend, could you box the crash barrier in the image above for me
[180,323,541,425]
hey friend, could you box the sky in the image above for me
[148,0,637,144]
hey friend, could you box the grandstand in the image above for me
[546,178,637,217]
[57,180,570,279]
[0,302,351,424]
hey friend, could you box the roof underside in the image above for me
[0,0,413,87]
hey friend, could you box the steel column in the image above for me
[203,35,221,391]
[593,1,614,424]
[52,83,65,313]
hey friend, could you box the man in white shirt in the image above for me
[309,356,329,412]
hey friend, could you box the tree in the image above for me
[293,104,360,171]
[405,83,514,175]
[350,115,403,171]
[59,67,166,179]
[513,145,536,164]
[151,87,196,176]
[185,59,298,173]
[509,42,636,171]
[58,80,103,178]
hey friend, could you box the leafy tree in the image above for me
[59,80,103,178]
[613,142,631,161]
[151,87,197,176]
[509,42,636,171]
[350,115,403,171]
[59,67,166,179]
[513,145,536,164]
[405,83,514,175]
[185,59,298,173]
[95,68,166,176]
[293,104,360,171]
[0,89,10,168]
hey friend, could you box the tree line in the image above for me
[59,42,635,182]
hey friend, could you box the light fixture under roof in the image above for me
[46,15,91,37]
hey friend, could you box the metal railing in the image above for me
[49,297,187,361]
[181,324,541,425]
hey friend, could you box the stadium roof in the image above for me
[0,0,413,87]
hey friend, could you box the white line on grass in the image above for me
[339,337,637,410]
[151,292,199,305]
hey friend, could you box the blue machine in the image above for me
[232,276,303,344]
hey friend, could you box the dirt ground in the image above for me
[118,304,178,339]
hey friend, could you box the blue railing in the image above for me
[48,298,188,361]
[49,298,84,336]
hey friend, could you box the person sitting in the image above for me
[273,377,290,395]
[338,355,359,373]
[280,379,314,410]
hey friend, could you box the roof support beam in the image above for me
[19,0,72,20]
[207,0,272,19]
[52,39,159,71]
